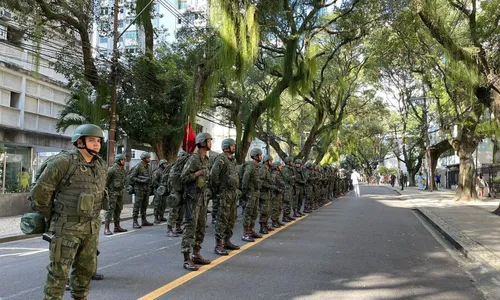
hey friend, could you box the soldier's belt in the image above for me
[65,215,96,223]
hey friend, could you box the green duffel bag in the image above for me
[20,212,46,235]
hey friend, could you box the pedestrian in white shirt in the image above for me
[351,169,361,197]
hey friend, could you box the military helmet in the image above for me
[177,149,186,157]
[250,148,263,157]
[294,159,302,164]
[304,162,311,168]
[272,161,282,168]
[221,138,236,150]
[195,132,213,145]
[115,154,125,161]
[140,152,151,160]
[71,124,104,143]
[263,155,273,162]
[159,159,168,165]
[284,157,293,163]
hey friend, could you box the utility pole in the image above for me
[107,0,119,166]
[422,90,433,191]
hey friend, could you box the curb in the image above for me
[413,207,500,270]
[0,213,154,244]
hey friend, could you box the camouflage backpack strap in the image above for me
[59,151,80,188]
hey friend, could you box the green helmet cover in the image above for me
[263,155,273,162]
[159,159,168,165]
[250,148,263,157]
[284,157,293,163]
[196,132,213,144]
[294,159,302,164]
[115,154,125,161]
[71,124,104,143]
[177,149,186,157]
[221,138,236,150]
[272,161,282,168]
[140,152,151,160]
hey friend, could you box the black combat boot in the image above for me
[154,215,161,224]
[159,214,167,222]
[166,227,179,237]
[175,224,184,234]
[223,237,240,250]
[183,253,199,271]
[104,222,113,235]
[192,247,211,265]
[258,223,268,235]
[114,221,128,233]
[141,216,154,226]
[271,220,280,228]
[132,218,142,229]
[91,273,104,280]
[214,238,229,256]
[241,227,255,242]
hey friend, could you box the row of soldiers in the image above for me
[105,132,350,271]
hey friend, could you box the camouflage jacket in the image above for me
[271,169,285,194]
[131,161,152,191]
[106,163,125,193]
[282,164,296,187]
[241,161,261,192]
[258,164,273,192]
[210,153,239,192]
[181,150,209,190]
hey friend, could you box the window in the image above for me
[9,92,20,109]
[99,37,108,44]
[124,31,136,39]
[119,20,124,28]
[6,26,23,46]
[0,25,6,41]
[178,18,182,24]
[131,150,136,159]
[101,7,109,15]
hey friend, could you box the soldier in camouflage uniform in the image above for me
[258,155,274,234]
[130,152,154,228]
[270,161,285,228]
[281,157,296,222]
[166,150,188,237]
[31,124,107,300]
[152,159,169,224]
[303,162,314,213]
[208,150,220,224]
[211,138,240,256]
[294,159,306,217]
[241,148,263,242]
[104,154,128,235]
[180,133,212,271]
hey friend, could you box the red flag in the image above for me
[182,121,196,153]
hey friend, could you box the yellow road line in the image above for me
[138,201,333,300]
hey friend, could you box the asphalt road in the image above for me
[0,186,485,300]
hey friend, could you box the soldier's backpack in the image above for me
[21,150,79,235]
[237,162,248,189]
[168,155,191,193]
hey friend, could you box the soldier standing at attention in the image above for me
[270,161,285,228]
[166,150,188,237]
[104,154,128,235]
[282,157,296,222]
[180,133,213,271]
[152,159,169,224]
[131,152,154,228]
[211,138,240,256]
[241,148,263,242]
[31,124,107,300]
[294,159,306,217]
[258,155,274,234]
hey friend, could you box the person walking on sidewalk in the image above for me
[104,154,128,235]
[351,169,361,197]
[477,173,488,198]
[435,173,441,190]
[31,124,107,300]
[417,172,424,190]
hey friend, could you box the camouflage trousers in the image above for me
[105,192,123,222]
[167,191,184,229]
[259,190,271,223]
[215,189,238,240]
[283,186,293,215]
[153,193,167,217]
[133,188,150,219]
[181,188,207,254]
[243,191,259,229]
[271,192,283,222]
[295,185,305,211]
[211,195,219,220]
[304,185,313,210]
[44,229,98,300]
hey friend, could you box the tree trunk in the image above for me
[453,146,477,201]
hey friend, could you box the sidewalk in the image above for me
[0,203,154,243]
[391,185,500,271]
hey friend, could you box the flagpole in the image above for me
[185,115,189,152]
